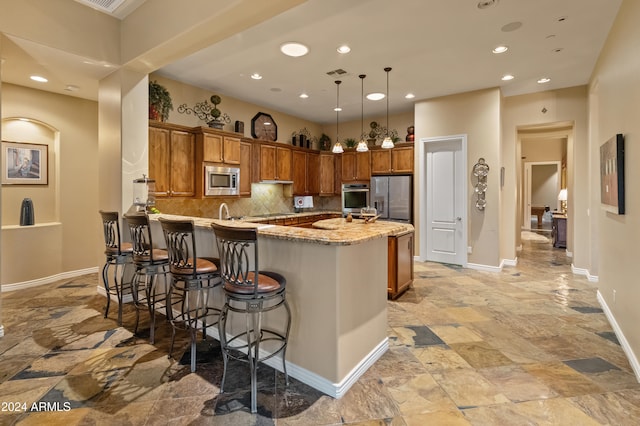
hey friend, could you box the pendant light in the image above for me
[332,80,344,153]
[381,67,395,149]
[356,74,369,152]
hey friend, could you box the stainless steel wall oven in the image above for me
[342,183,370,216]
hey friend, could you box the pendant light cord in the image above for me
[385,67,391,137]
[360,74,365,138]
[336,80,341,142]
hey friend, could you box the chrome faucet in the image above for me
[219,202,230,220]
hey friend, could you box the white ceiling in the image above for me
[1,0,622,124]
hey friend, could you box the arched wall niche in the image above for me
[1,116,60,225]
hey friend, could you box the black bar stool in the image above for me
[123,212,170,344]
[99,210,133,326]
[159,217,221,372]
[211,223,291,414]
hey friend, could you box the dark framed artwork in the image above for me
[599,133,625,214]
[2,141,49,185]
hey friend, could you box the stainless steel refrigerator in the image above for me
[370,175,412,223]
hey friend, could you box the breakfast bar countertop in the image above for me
[149,213,414,246]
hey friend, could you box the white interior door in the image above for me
[421,136,467,266]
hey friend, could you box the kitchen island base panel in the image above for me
[148,217,393,398]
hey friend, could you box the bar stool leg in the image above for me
[248,309,262,413]
[218,303,230,394]
[102,262,111,319]
[282,299,292,386]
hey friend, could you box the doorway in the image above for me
[419,135,467,266]
[523,161,561,231]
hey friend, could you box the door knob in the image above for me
[456,217,462,221]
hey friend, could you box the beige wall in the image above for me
[589,0,640,367]
[414,88,502,267]
[1,84,101,284]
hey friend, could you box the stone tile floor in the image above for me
[1,230,639,424]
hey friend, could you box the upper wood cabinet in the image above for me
[149,122,195,197]
[239,140,252,197]
[371,145,414,174]
[293,150,320,195]
[253,142,293,182]
[196,128,241,165]
[319,153,337,196]
[341,151,371,182]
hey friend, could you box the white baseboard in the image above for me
[0,325,4,338]
[571,264,599,282]
[1,267,100,292]
[502,257,518,267]
[467,262,503,273]
[597,290,640,382]
[198,317,388,398]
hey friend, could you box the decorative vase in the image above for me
[20,198,34,226]
[149,105,161,121]
[208,121,224,129]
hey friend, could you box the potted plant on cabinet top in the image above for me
[148,80,173,122]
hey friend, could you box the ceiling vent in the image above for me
[75,0,126,14]
[326,69,348,77]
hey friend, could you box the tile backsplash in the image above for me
[155,183,341,219]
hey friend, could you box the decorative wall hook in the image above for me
[473,158,489,211]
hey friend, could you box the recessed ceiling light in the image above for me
[30,75,48,83]
[405,93,415,99]
[299,93,309,99]
[280,42,309,57]
[366,92,385,101]
[492,45,508,54]
[537,77,551,84]
[337,45,351,54]
[251,73,263,80]
[65,84,80,92]
[334,107,342,112]
[501,74,515,81]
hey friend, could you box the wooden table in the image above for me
[531,206,546,227]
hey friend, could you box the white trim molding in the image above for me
[1,267,99,292]
[199,315,388,399]
[597,290,640,382]
[467,263,502,273]
[571,264,599,282]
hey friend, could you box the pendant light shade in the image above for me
[356,74,369,152]
[381,67,395,149]
[332,80,344,154]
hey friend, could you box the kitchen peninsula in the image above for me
[148,213,414,398]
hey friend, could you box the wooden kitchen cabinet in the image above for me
[254,143,292,182]
[239,140,252,196]
[197,128,241,164]
[388,231,414,299]
[293,150,320,195]
[319,152,337,196]
[371,145,414,174]
[149,122,195,197]
[341,150,371,182]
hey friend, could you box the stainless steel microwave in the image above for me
[205,166,239,196]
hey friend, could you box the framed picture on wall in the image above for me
[1,141,49,185]
[599,133,625,215]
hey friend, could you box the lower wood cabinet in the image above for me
[388,231,414,299]
[552,215,567,248]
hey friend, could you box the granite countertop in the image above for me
[150,213,414,246]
